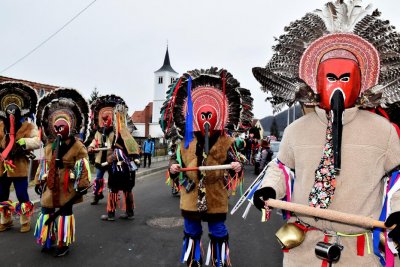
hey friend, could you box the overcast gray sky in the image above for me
[0,0,398,119]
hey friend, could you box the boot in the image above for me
[91,179,105,205]
[90,193,104,205]
[0,221,13,232]
[20,222,31,233]
[119,210,134,220]
[54,246,69,257]
[101,212,115,221]
[182,232,203,267]
[20,214,31,233]
[208,234,230,267]
[0,210,13,232]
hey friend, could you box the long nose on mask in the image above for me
[204,122,210,155]
[330,90,345,171]
[1,114,15,160]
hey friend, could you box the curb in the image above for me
[136,164,168,178]
[26,161,169,210]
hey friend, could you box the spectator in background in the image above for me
[142,135,155,168]
[245,133,257,164]
[258,138,273,173]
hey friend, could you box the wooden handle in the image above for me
[179,164,233,172]
[94,147,111,151]
[266,199,395,230]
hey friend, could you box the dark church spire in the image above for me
[155,46,178,74]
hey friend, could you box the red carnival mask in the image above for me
[317,58,361,110]
[196,105,217,136]
[102,114,112,129]
[54,118,70,140]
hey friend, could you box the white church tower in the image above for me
[150,46,178,138]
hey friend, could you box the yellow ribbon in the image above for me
[336,232,371,254]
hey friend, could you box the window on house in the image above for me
[158,76,163,84]
[39,89,45,97]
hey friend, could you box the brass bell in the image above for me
[69,170,76,180]
[117,161,123,166]
[41,174,48,181]
[275,223,306,249]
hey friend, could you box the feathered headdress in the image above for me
[36,88,89,142]
[89,95,136,135]
[160,67,253,143]
[253,0,400,112]
[0,82,38,120]
[113,103,139,155]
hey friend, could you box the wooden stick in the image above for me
[179,164,233,172]
[265,199,394,230]
[94,147,111,151]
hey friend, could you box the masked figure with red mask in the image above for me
[251,1,400,266]
[87,95,124,205]
[0,82,40,234]
[161,68,253,267]
[87,95,139,220]
[34,88,90,257]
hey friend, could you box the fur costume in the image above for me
[162,67,253,267]
[0,82,40,233]
[87,95,138,205]
[34,88,90,253]
[89,100,140,220]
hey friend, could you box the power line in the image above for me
[0,0,97,74]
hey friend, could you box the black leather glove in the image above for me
[385,211,400,242]
[253,187,276,211]
[34,184,43,195]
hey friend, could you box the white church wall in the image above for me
[132,123,146,137]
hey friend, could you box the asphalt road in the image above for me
[0,166,284,267]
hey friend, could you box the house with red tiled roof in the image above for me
[130,102,153,138]
[0,75,58,96]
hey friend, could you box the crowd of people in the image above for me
[0,87,141,257]
[234,133,275,175]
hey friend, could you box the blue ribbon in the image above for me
[247,180,262,200]
[216,240,221,265]
[184,76,194,149]
[180,237,188,263]
[194,239,201,261]
[373,170,399,266]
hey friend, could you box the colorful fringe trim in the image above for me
[181,234,203,265]
[74,158,92,190]
[0,200,16,213]
[93,178,105,195]
[34,213,57,249]
[205,236,231,267]
[225,171,244,197]
[57,215,75,247]
[36,159,48,182]
[107,192,120,213]
[165,171,180,192]
[15,201,34,217]
[122,191,135,211]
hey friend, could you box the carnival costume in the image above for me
[0,82,40,233]
[161,67,253,266]
[251,1,400,266]
[96,102,140,221]
[87,95,137,206]
[34,88,91,256]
